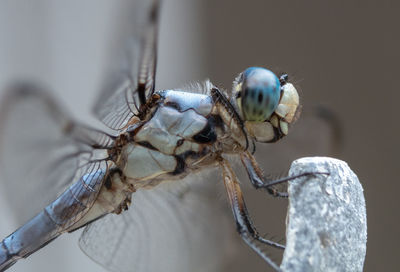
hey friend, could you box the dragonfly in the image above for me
[0,1,335,272]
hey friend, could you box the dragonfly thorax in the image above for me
[0,0,311,268]
[111,70,299,189]
[114,88,227,188]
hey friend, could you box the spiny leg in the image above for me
[241,151,329,198]
[240,151,288,198]
[219,158,284,272]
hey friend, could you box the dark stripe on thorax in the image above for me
[211,87,249,149]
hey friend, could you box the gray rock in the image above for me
[281,157,367,272]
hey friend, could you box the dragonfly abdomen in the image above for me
[0,209,60,271]
[0,170,111,271]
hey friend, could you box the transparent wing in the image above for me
[78,105,339,272]
[79,175,239,272]
[92,0,159,131]
[0,83,114,225]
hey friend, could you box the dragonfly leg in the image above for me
[219,158,284,271]
[241,151,329,198]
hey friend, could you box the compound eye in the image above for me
[240,67,281,121]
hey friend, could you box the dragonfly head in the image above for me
[232,67,300,142]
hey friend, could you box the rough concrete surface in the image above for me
[281,157,367,272]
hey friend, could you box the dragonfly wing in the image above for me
[0,83,114,225]
[92,0,159,131]
[79,175,239,272]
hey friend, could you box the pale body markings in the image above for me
[81,79,300,226]
[0,1,309,271]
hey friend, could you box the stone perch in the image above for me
[281,157,367,272]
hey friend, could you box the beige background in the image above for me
[0,0,398,271]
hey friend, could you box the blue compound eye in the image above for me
[240,67,281,121]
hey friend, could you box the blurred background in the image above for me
[0,0,398,271]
